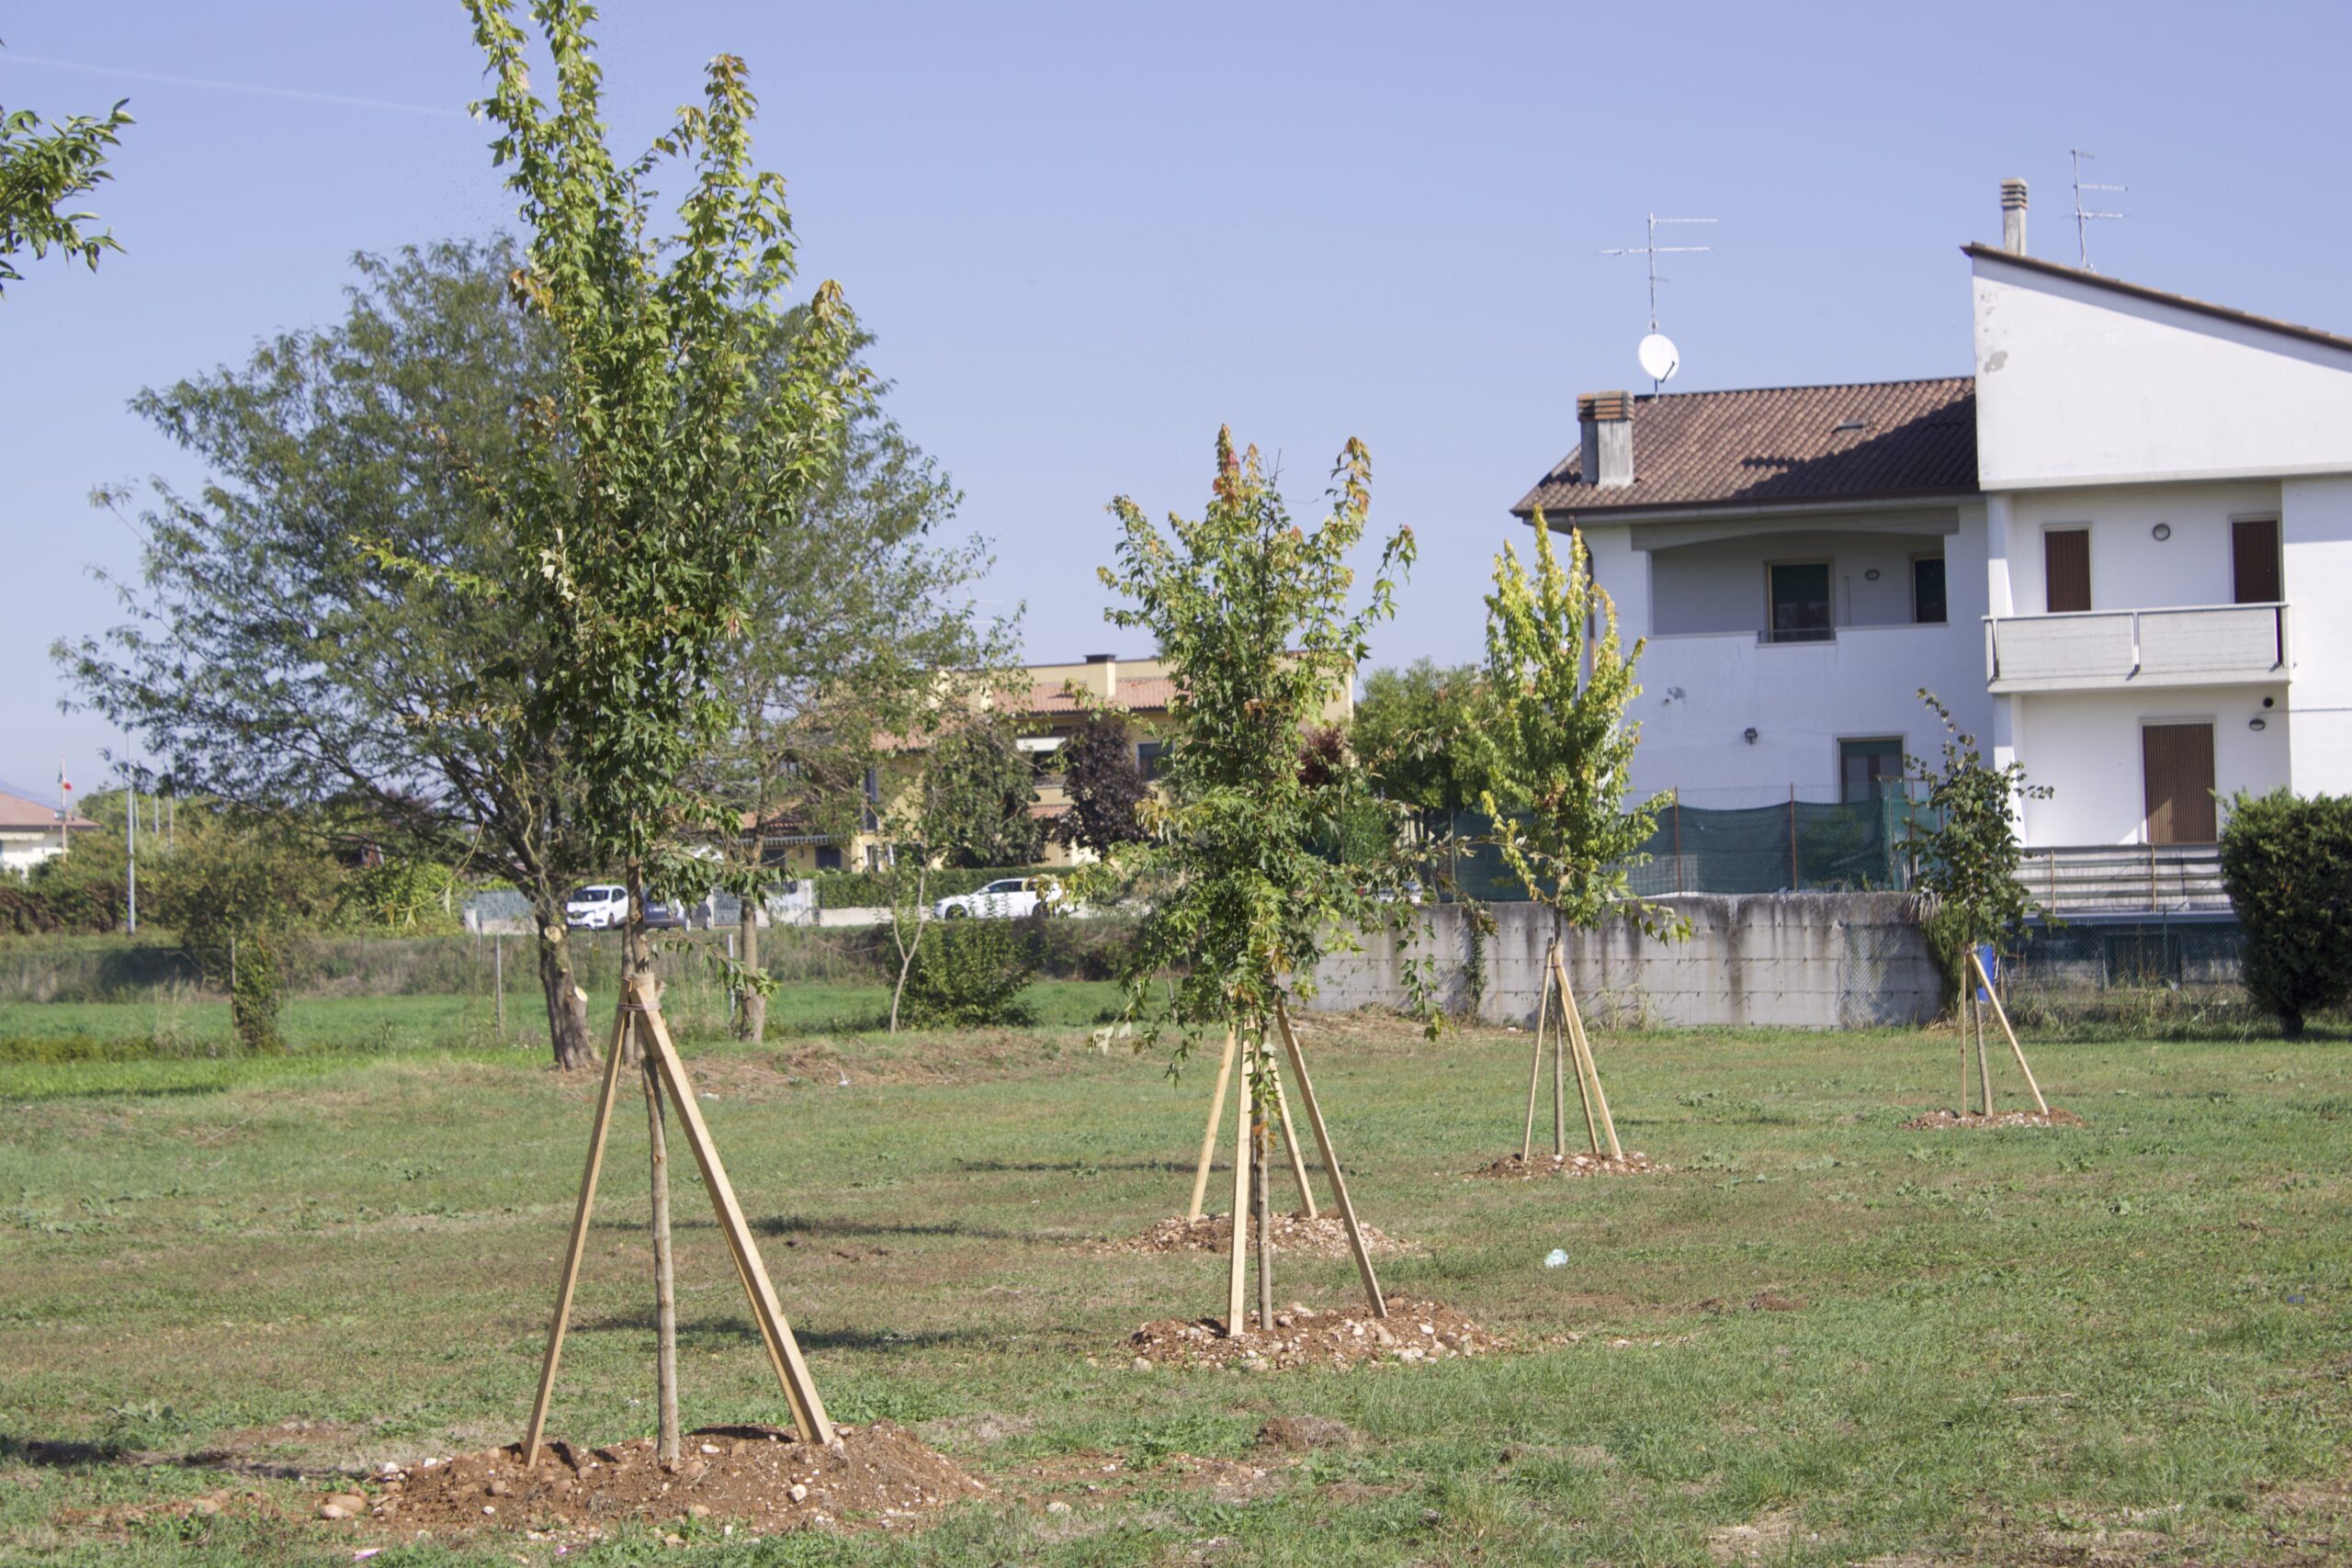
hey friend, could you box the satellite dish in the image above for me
[1637,332,1680,384]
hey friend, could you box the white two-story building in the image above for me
[1510,183,2352,868]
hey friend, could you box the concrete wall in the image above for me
[1306,894,1939,1031]
[2282,475,2352,797]
[2007,684,2290,846]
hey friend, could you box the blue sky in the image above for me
[4,0,2349,803]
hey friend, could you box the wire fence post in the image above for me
[494,935,505,1039]
[1672,789,1683,896]
[1788,784,1799,891]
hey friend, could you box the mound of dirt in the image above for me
[1097,1212,1419,1258]
[368,1421,982,1541]
[1900,1108,2086,1131]
[1126,1297,1500,1371]
[1465,1150,1667,1179]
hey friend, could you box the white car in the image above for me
[933,876,1068,920]
[564,883,628,930]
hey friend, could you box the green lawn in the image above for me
[0,1007,2346,1565]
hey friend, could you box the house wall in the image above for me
[2281,475,2352,796]
[2007,684,2290,845]
[1973,254,2352,488]
[1649,529,1951,636]
[1998,482,2282,614]
[0,835,67,876]
[1592,505,1991,801]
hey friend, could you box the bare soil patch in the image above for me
[1125,1297,1501,1371]
[369,1421,981,1540]
[1901,1108,2086,1131]
[1465,1150,1668,1180]
[1096,1212,1419,1258]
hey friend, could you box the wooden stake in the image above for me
[1973,962,1994,1115]
[639,1001,834,1446]
[1226,1051,1252,1336]
[1972,950,2050,1114]
[1253,1094,1273,1334]
[1551,944,1568,1157]
[1270,1064,1317,1218]
[1553,954,1600,1156]
[1188,1027,1239,1223]
[1554,952,1620,1160]
[1961,987,1974,1115]
[1521,939,1555,1163]
[643,1050,679,1466]
[1272,999,1385,1317]
[521,998,634,1466]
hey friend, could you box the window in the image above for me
[865,844,888,871]
[813,845,842,871]
[2232,516,2281,604]
[1766,561,1833,643]
[1136,740,1168,781]
[2044,527,2091,613]
[1838,738,1905,804]
[1911,555,1948,625]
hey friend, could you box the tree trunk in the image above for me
[1252,1076,1272,1333]
[625,856,680,1467]
[527,886,596,1071]
[734,894,765,1043]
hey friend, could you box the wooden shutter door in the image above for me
[2232,518,2281,604]
[2142,723,2217,844]
[2044,528,2091,613]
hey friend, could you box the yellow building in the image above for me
[753,651,1353,874]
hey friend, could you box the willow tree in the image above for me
[1099,429,1426,1333]
[465,0,860,1465]
[1477,517,1683,1165]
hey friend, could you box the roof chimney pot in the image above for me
[2000,177,2029,255]
[1577,391,1635,489]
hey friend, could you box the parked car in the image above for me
[933,876,1071,920]
[564,883,628,930]
[642,898,689,931]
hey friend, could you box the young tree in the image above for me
[466,0,862,1465]
[0,92,132,293]
[1905,689,2054,1111]
[1351,659,1487,821]
[1098,428,1425,1331]
[1477,518,1683,1162]
[59,240,615,1068]
[1049,709,1150,858]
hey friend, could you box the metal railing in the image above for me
[2015,841,2230,915]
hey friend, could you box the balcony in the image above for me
[1983,603,2288,694]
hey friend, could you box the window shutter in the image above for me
[2044,529,2091,614]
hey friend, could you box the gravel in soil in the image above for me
[1125,1298,1501,1371]
[1900,1108,2086,1130]
[1097,1212,1419,1257]
[1465,1150,1668,1179]
[364,1421,983,1540]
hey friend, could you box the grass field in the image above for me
[0,998,2346,1565]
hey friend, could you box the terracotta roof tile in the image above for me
[0,789,97,833]
[1022,676,1182,714]
[1511,377,1978,520]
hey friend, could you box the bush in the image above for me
[892,916,1041,1027]
[0,876,125,935]
[811,864,1052,909]
[2219,788,2352,1036]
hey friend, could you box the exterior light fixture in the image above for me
[2250,716,2267,731]
[2152,523,2172,541]
[1863,569,1882,581]
[1743,727,1758,744]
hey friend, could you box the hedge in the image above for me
[808,865,1066,909]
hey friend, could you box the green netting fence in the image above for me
[1432,795,1929,902]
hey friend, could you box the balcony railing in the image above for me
[1984,603,2288,693]
[2017,842,2230,915]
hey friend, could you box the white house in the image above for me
[1510,182,2352,871]
[0,787,96,875]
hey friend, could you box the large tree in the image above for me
[0,88,131,294]
[58,239,618,1066]
[1351,659,1487,820]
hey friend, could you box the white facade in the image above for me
[1973,249,2352,847]
[1592,503,1991,807]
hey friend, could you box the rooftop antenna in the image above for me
[2069,149,2126,272]
[1603,211,1716,390]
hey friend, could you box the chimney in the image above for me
[1080,652,1116,700]
[2000,177,2029,254]
[1577,390,1634,489]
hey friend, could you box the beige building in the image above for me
[754,651,1353,874]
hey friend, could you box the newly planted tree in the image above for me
[1097,428,1426,1331]
[1477,518,1683,1167]
[463,0,860,1462]
[1905,690,2055,1117]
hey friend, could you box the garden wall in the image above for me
[1307,893,1940,1030]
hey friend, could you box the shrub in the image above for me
[891,916,1040,1027]
[2219,788,2352,1036]
[0,876,125,935]
[810,864,1047,909]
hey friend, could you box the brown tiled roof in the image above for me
[1510,377,1978,521]
[0,789,96,833]
[1023,677,1181,715]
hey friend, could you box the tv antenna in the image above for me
[2069,149,2126,272]
[1603,212,1716,389]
